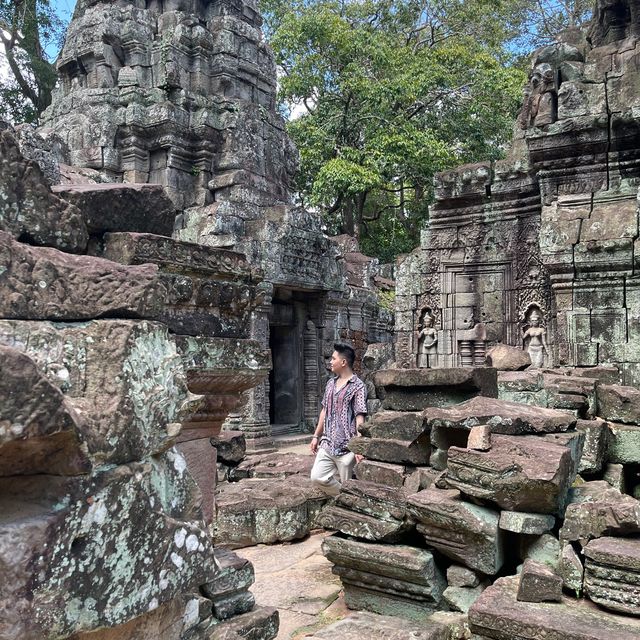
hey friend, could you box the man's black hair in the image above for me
[334,342,355,369]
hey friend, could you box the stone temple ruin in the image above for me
[396,0,640,384]
[39,0,393,450]
[3,0,640,639]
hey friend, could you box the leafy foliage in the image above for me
[0,0,67,122]
[262,0,592,261]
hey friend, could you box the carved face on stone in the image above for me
[530,63,555,93]
[528,311,542,327]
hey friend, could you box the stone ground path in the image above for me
[238,531,350,640]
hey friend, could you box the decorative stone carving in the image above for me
[416,308,438,368]
[522,305,548,368]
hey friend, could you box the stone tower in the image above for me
[42,0,393,449]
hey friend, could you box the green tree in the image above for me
[262,0,592,261]
[0,0,66,123]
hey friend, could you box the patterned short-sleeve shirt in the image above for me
[320,374,368,456]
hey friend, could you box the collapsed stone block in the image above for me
[354,460,406,487]
[576,418,609,473]
[584,536,640,616]
[373,368,498,411]
[0,345,90,476]
[447,565,480,588]
[516,559,562,603]
[596,384,640,424]
[0,319,188,466]
[211,431,247,465]
[485,344,531,370]
[607,422,640,463]
[424,396,576,435]
[442,584,486,613]
[349,435,430,465]
[360,410,428,440]
[407,488,504,575]
[499,511,555,535]
[446,434,577,515]
[52,183,177,236]
[212,477,328,547]
[0,231,164,321]
[560,481,640,543]
[469,575,640,640]
[322,535,446,622]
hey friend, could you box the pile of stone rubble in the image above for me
[317,366,640,639]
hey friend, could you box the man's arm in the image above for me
[310,407,325,455]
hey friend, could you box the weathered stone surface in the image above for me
[360,411,427,440]
[0,127,88,252]
[447,565,480,588]
[558,540,584,595]
[317,506,409,543]
[201,549,255,621]
[0,231,163,321]
[53,183,177,236]
[0,319,188,465]
[0,459,214,640]
[355,460,406,487]
[207,606,279,640]
[485,344,531,371]
[584,536,640,616]
[576,418,609,473]
[520,533,561,572]
[469,575,640,640]
[306,611,448,640]
[467,424,491,450]
[322,535,445,591]
[228,452,313,480]
[607,422,640,463]
[443,584,486,613]
[603,462,626,492]
[560,481,640,543]
[517,559,562,603]
[424,396,576,435]
[596,384,640,424]
[0,345,90,476]
[317,480,410,542]
[446,434,576,515]
[403,467,440,493]
[373,368,498,411]
[212,477,328,547]
[211,431,247,465]
[499,511,555,535]
[349,435,430,465]
[407,488,504,575]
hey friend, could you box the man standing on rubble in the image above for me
[309,343,367,496]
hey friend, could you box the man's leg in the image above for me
[310,448,341,496]
[334,451,356,485]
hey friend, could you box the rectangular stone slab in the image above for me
[373,368,498,411]
[469,575,640,640]
[335,480,407,521]
[322,535,445,589]
[349,435,430,465]
[584,536,640,616]
[406,488,504,575]
[317,505,410,543]
[361,411,428,440]
[423,396,576,435]
[355,460,406,487]
[446,434,575,515]
[560,480,640,542]
[0,231,163,321]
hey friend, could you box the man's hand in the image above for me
[355,454,364,464]
[310,436,319,455]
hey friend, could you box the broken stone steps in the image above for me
[469,575,640,640]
